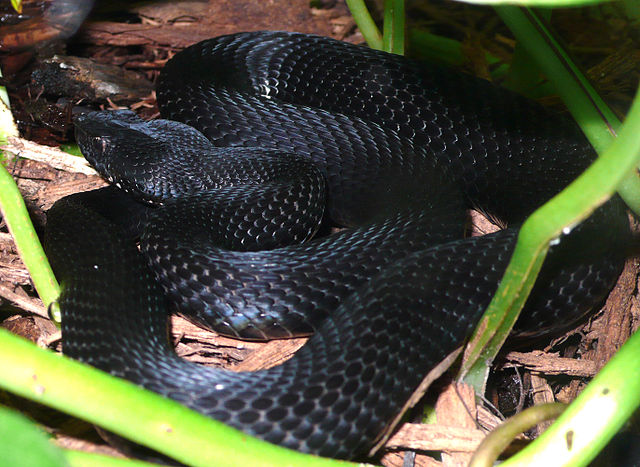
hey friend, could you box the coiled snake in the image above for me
[44,31,629,459]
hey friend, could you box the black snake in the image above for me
[44,31,630,460]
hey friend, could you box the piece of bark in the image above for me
[530,373,556,434]
[504,351,598,377]
[0,283,46,317]
[386,423,486,453]
[3,136,97,175]
[231,338,308,372]
[381,451,442,467]
[32,55,153,104]
[435,383,478,466]
[589,256,639,368]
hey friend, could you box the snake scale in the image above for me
[44,31,630,459]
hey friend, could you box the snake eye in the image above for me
[92,136,109,154]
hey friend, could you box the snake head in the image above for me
[74,110,150,193]
[74,110,215,203]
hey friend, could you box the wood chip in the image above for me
[504,351,598,377]
[386,423,486,453]
[435,383,478,466]
[0,282,46,318]
[232,338,307,372]
[530,374,555,434]
[381,451,442,467]
[3,137,97,175]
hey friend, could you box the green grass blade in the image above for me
[407,28,465,65]
[10,0,22,14]
[0,68,19,146]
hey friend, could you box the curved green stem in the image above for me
[500,330,640,466]
[462,84,640,386]
[345,0,383,49]
[469,403,566,467]
[0,329,362,467]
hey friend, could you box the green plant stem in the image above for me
[10,0,22,14]
[0,163,60,321]
[469,403,566,467]
[462,83,640,387]
[502,43,543,94]
[0,404,68,467]
[500,330,640,466]
[407,28,465,65]
[0,328,362,467]
[382,0,405,54]
[495,6,640,214]
[345,0,383,49]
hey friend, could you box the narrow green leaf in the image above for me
[0,68,19,146]
[382,0,405,54]
[0,405,68,467]
[10,0,22,14]
[60,144,83,157]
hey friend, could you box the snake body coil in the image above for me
[45,31,629,459]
